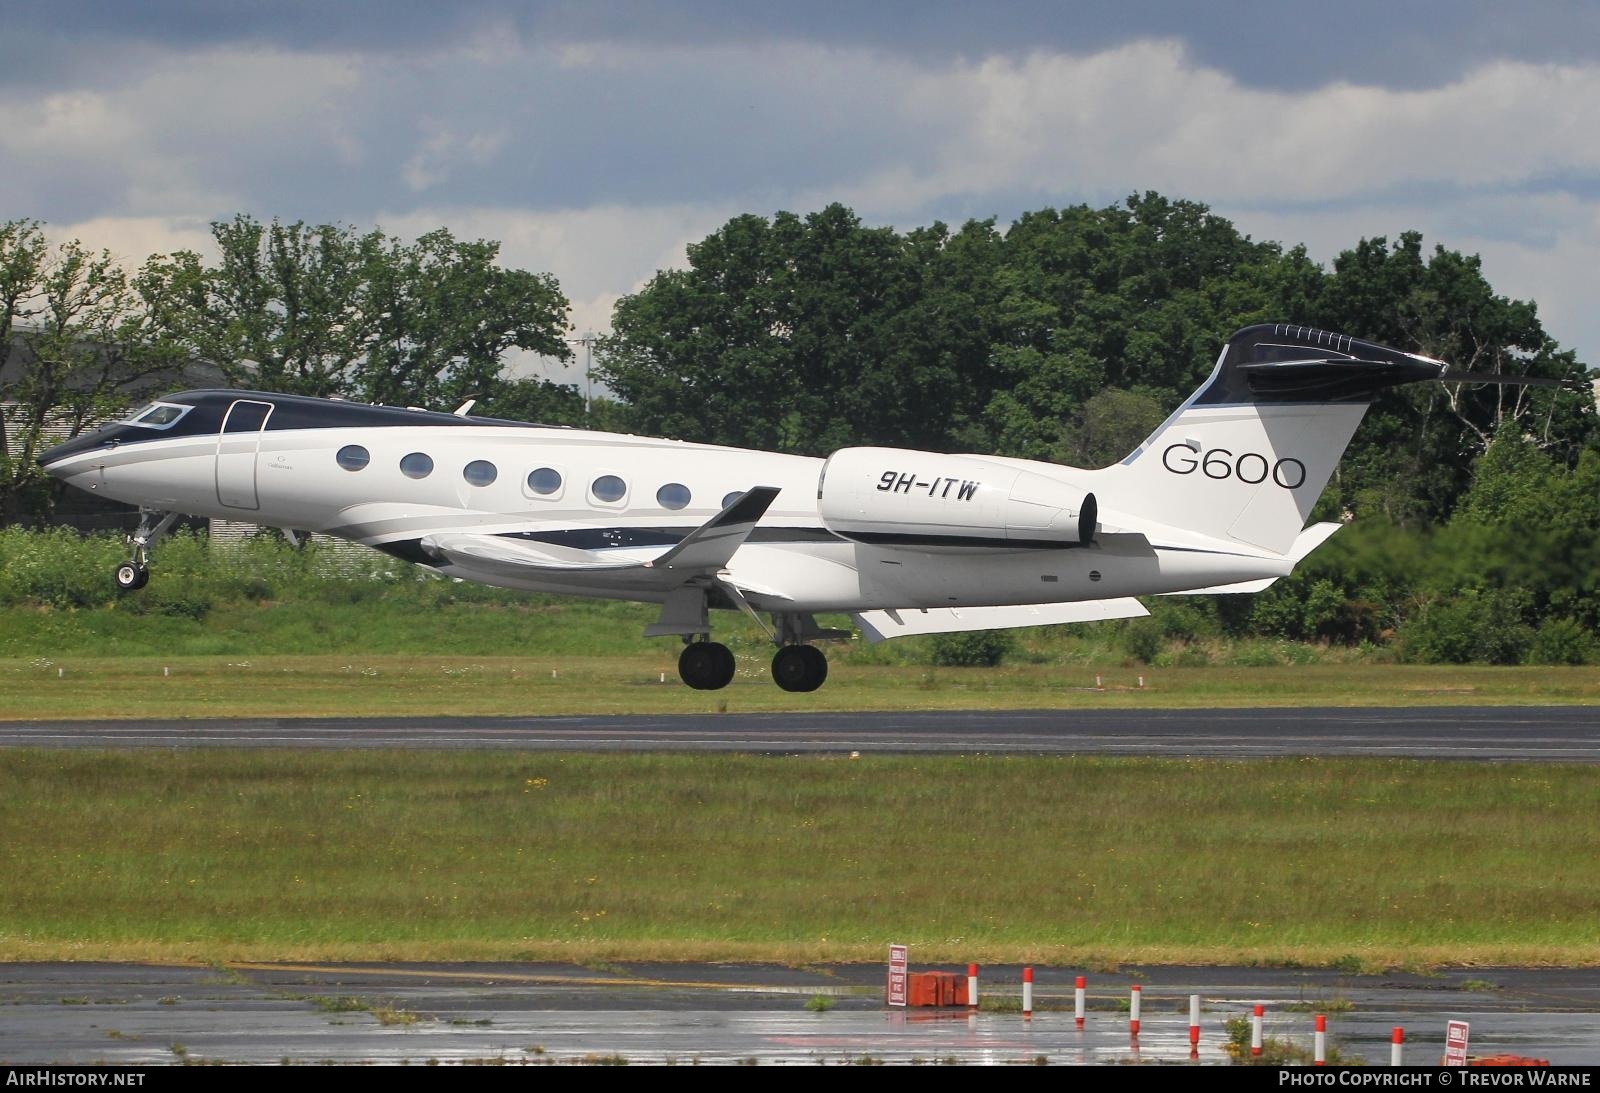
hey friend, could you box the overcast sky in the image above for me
[4,1,1598,391]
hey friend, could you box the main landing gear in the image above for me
[678,637,829,692]
[115,509,179,592]
[678,639,737,691]
[655,587,847,693]
[770,643,827,693]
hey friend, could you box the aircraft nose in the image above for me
[37,432,109,476]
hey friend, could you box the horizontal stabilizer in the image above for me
[1161,521,1341,596]
[852,598,1148,643]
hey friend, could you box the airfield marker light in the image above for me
[967,964,978,1008]
[1314,1013,1327,1065]
[1129,983,1141,1036]
[1095,674,1102,688]
[1392,1026,1404,1067]
[163,666,169,677]
[1251,1004,1264,1057]
[1074,976,1086,1028]
[1022,967,1033,1018]
[1137,675,1145,688]
[660,672,666,683]
[1189,994,1200,1050]
[58,667,64,678]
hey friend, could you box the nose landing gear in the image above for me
[114,560,149,591]
[115,509,180,593]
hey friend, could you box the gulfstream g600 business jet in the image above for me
[39,324,1467,692]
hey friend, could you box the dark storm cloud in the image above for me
[6,0,1597,91]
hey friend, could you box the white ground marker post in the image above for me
[1129,983,1141,1037]
[1251,1004,1264,1058]
[1022,967,1033,1019]
[1314,1014,1327,1065]
[1189,994,1201,1054]
[967,963,978,1009]
[1391,1027,1404,1067]
[1074,975,1086,1029]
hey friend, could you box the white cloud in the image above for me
[8,32,1599,370]
[47,216,218,268]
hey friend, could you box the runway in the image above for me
[3,961,1597,1066]
[1,706,1598,760]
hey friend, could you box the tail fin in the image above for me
[1097,324,1444,554]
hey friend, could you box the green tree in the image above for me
[1,220,188,521]
[474,374,586,426]
[1314,232,1594,525]
[354,229,572,408]
[598,205,1000,455]
[1057,387,1167,467]
[968,193,1311,459]
[142,216,573,405]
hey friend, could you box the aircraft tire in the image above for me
[115,562,149,591]
[679,641,735,690]
[771,644,827,692]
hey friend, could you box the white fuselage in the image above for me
[49,411,1299,614]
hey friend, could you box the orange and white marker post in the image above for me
[1074,975,1086,1029]
[1251,1004,1264,1057]
[967,963,978,1009]
[1391,1027,1404,1067]
[1129,983,1141,1036]
[1314,1014,1327,1065]
[1189,994,1201,1052]
[1022,967,1033,1019]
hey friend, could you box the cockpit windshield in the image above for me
[122,403,190,430]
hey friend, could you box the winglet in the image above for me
[649,486,781,572]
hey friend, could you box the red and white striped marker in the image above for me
[1074,975,1086,1029]
[1251,1004,1264,1057]
[967,963,978,1009]
[1189,994,1200,1049]
[1391,1026,1404,1067]
[1129,983,1141,1036]
[1022,966,1033,1019]
[1314,1014,1327,1065]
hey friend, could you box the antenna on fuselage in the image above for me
[453,399,477,416]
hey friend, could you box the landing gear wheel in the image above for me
[771,644,828,693]
[115,561,149,591]
[679,641,736,690]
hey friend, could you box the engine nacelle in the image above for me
[818,447,1097,550]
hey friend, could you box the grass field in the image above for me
[4,633,1597,969]
[4,656,1599,719]
[1,748,1597,968]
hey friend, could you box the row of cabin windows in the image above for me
[335,444,736,510]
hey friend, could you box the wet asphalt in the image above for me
[2,961,1597,1066]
